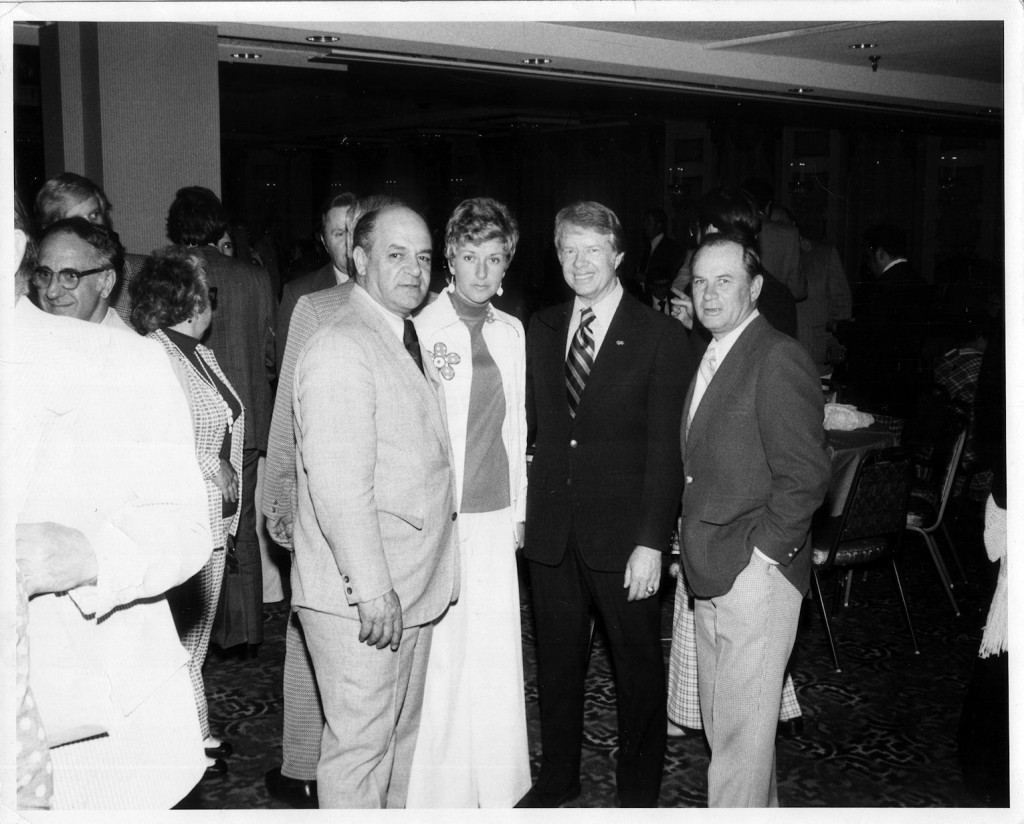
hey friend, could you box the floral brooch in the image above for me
[431,342,461,380]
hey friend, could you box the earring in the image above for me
[447,279,456,294]
[496,282,504,297]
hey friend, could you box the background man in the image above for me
[33,171,149,322]
[518,201,693,808]
[290,205,459,807]
[740,177,807,301]
[635,206,687,308]
[678,235,830,806]
[837,223,935,418]
[167,185,277,652]
[276,191,357,375]
[33,218,132,331]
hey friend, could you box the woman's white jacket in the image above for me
[414,291,528,532]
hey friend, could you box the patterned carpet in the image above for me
[181,501,1002,809]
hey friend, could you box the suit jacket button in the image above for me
[569,439,578,448]
[451,512,457,521]
[346,587,353,595]
[343,576,349,582]
[685,476,693,484]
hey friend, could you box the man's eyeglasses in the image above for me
[207,286,219,311]
[31,266,111,291]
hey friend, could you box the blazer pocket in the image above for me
[699,495,762,526]
[379,508,425,531]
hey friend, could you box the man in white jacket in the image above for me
[10,195,213,809]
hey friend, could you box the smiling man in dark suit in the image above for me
[517,201,694,808]
[679,234,830,807]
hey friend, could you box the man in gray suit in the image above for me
[679,235,829,806]
[291,204,459,808]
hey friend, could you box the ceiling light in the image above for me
[849,43,877,49]
[788,88,814,94]
[522,57,551,65]
[231,52,262,60]
[306,35,340,44]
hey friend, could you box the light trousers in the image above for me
[694,554,802,807]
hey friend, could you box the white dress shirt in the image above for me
[355,283,407,341]
[565,279,624,360]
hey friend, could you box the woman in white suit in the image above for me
[130,248,245,776]
[407,198,531,807]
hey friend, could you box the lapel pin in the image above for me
[616,340,624,345]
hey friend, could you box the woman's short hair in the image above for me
[554,201,625,256]
[697,187,761,246]
[129,246,209,334]
[445,197,519,262]
[166,186,228,247]
[35,172,113,231]
[40,217,125,279]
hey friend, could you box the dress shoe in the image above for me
[514,783,582,808]
[204,738,234,759]
[265,765,318,809]
[204,758,228,778]
[777,717,805,739]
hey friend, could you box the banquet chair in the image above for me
[810,447,919,672]
[906,413,969,615]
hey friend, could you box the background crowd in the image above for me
[11,168,1006,810]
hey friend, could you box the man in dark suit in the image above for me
[678,235,830,806]
[516,201,694,808]
[276,191,356,375]
[636,207,687,307]
[167,186,277,651]
[838,223,935,418]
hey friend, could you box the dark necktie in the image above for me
[566,307,596,418]
[403,318,424,375]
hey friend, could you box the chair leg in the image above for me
[830,570,845,618]
[914,529,960,616]
[889,556,920,656]
[939,520,969,583]
[811,571,841,672]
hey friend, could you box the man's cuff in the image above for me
[753,547,780,566]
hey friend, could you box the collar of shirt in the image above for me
[565,278,624,360]
[881,257,908,274]
[333,266,350,286]
[712,308,760,368]
[355,283,407,341]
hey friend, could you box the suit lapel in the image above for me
[571,293,637,424]
[684,316,768,458]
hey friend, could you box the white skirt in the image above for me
[406,507,531,808]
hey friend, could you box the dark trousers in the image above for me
[528,529,666,807]
[232,446,264,645]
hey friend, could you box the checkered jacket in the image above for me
[151,329,245,549]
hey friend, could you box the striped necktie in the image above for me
[566,307,596,418]
[686,340,717,434]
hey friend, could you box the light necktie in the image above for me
[566,307,596,418]
[687,340,718,430]
[403,318,425,375]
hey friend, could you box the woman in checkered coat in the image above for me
[130,248,245,776]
